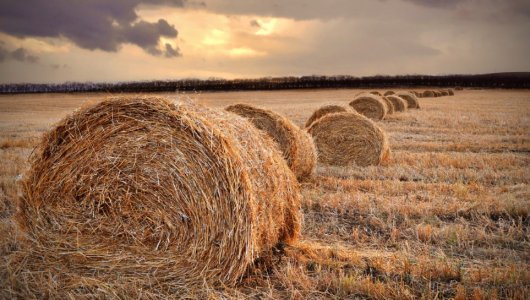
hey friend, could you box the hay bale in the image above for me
[455,86,463,91]
[349,95,387,120]
[396,92,420,109]
[434,91,443,97]
[16,96,301,295]
[305,104,348,128]
[307,112,390,166]
[226,103,316,180]
[383,91,395,96]
[447,89,455,96]
[386,95,407,112]
[422,90,435,97]
[440,90,449,96]
[382,97,395,114]
[370,91,382,96]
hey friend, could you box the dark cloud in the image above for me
[0,0,184,55]
[0,46,39,63]
[164,43,182,57]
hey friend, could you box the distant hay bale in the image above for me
[370,91,382,96]
[226,103,317,180]
[383,91,395,96]
[349,94,387,120]
[455,86,464,91]
[396,92,420,109]
[434,91,443,97]
[17,96,302,295]
[440,90,449,96]
[422,90,435,97]
[307,112,390,166]
[448,89,455,96]
[305,104,348,128]
[382,97,395,114]
[386,95,407,112]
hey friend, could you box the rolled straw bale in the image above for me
[370,91,382,96]
[422,90,435,97]
[386,95,407,112]
[382,97,395,114]
[396,91,420,109]
[349,94,387,120]
[455,86,464,91]
[307,112,390,166]
[305,104,348,128]
[383,91,395,96]
[16,96,301,295]
[440,90,449,96]
[448,89,455,96]
[226,103,316,180]
[434,91,443,97]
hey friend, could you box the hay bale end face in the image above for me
[349,95,387,120]
[18,97,301,294]
[307,112,390,167]
[226,103,316,180]
[386,95,407,112]
[305,104,348,128]
[396,92,420,109]
[382,97,395,114]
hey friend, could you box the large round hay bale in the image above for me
[349,95,387,120]
[386,95,407,112]
[447,89,455,96]
[370,91,382,96]
[305,104,347,128]
[434,91,443,97]
[381,97,395,114]
[307,112,390,166]
[226,103,316,180]
[396,92,420,109]
[383,91,395,96]
[440,90,449,96]
[422,90,435,97]
[17,97,301,294]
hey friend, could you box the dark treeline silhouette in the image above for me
[1,72,529,94]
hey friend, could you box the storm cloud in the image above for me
[0,0,185,56]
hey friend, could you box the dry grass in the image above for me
[1,89,529,299]
[4,96,302,297]
[305,104,348,128]
[386,95,408,112]
[226,103,317,180]
[349,94,388,120]
[307,112,390,167]
[382,97,395,114]
[396,92,420,109]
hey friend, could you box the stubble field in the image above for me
[1,89,529,299]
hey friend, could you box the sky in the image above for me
[0,0,529,83]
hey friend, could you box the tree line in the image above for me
[1,72,529,94]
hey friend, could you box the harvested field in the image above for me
[1,89,529,299]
